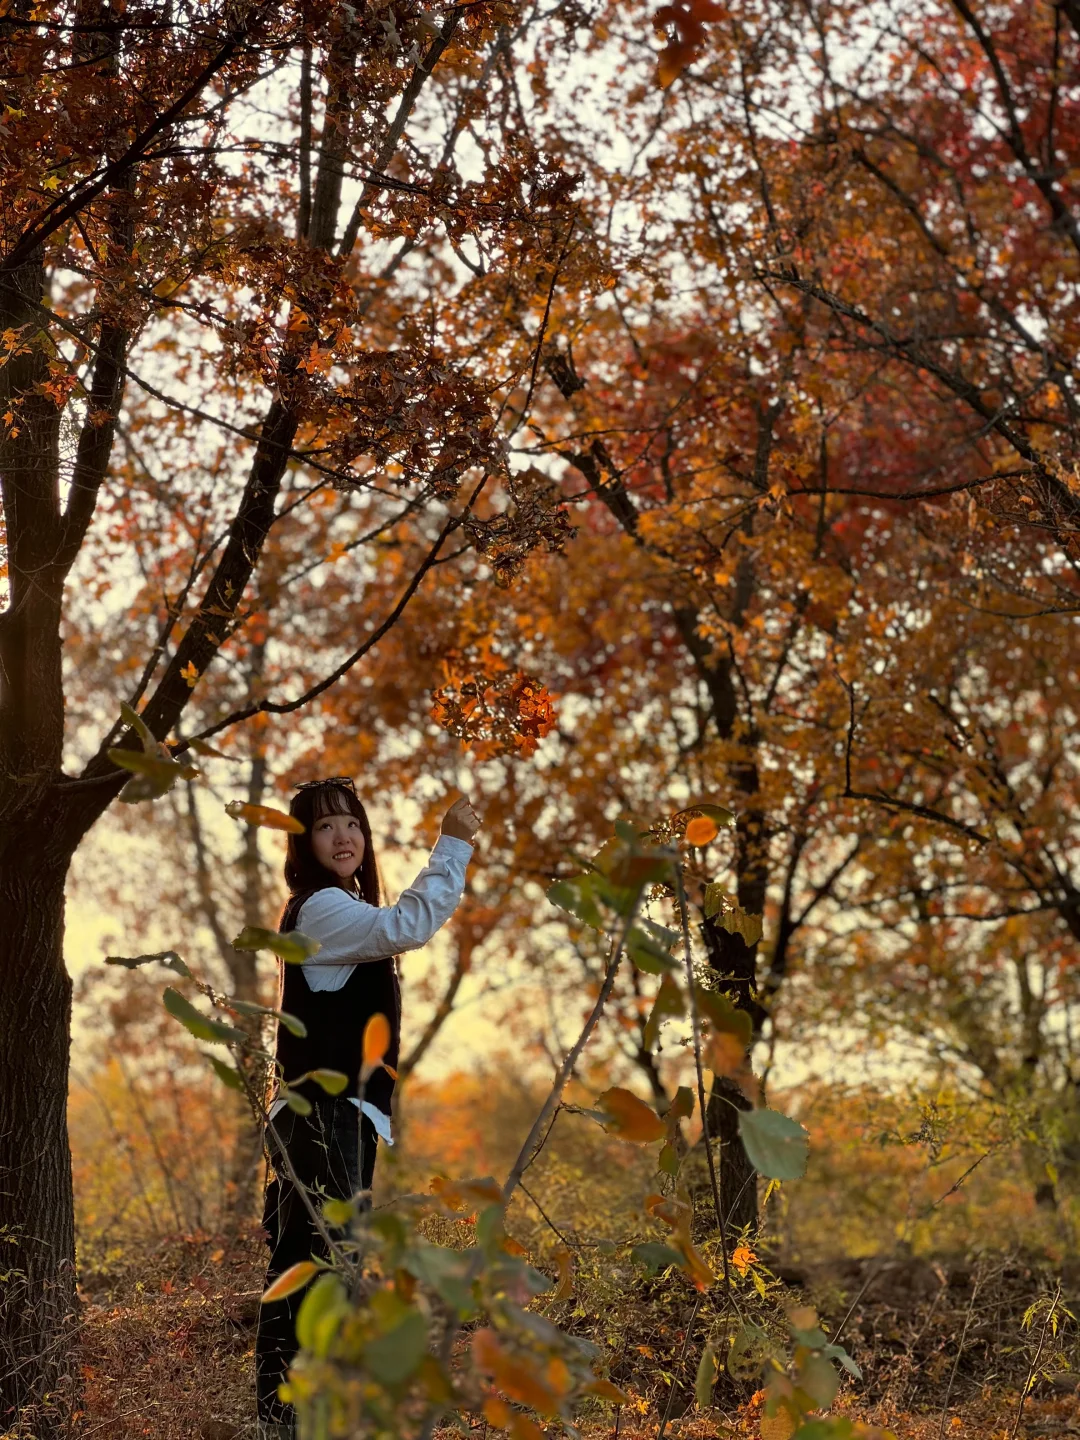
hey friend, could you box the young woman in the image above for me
[256,777,480,1438]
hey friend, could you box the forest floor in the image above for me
[66,1225,1080,1440]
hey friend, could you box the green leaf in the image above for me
[791,1424,846,1440]
[823,1343,862,1381]
[106,950,191,978]
[295,1272,348,1358]
[642,918,680,947]
[108,744,198,804]
[798,1352,840,1409]
[727,1322,773,1381]
[626,926,677,975]
[644,973,684,1049]
[119,701,156,752]
[284,1088,312,1116]
[475,1202,504,1254]
[614,819,641,843]
[702,885,763,947]
[695,1343,717,1409]
[231,926,321,964]
[207,1055,245,1092]
[228,998,307,1037]
[363,1308,428,1385]
[322,1197,355,1228]
[547,877,603,930]
[308,1068,348,1095]
[188,737,232,759]
[630,1242,683,1276]
[162,987,246,1046]
[738,1107,810,1181]
[404,1243,477,1314]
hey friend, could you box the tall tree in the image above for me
[0,0,589,1423]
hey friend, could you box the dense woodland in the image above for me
[2,0,1080,1435]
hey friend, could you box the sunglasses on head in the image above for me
[293,776,357,795]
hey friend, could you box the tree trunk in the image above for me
[0,854,77,1432]
[226,750,271,1225]
[702,758,768,1238]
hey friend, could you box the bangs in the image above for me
[283,780,379,909]
[305,784,364,823]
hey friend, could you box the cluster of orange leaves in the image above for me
[431,669,557,757]
[654,0,726,86]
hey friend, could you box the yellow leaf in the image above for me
[180,661,199,688]
[225,800,305,833]
[262,1260,318,1303]
[761,1410,796,1440]
[583,1378,628,1403]
[551,1246,574,1301]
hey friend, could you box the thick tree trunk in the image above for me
[0,854,76,1431]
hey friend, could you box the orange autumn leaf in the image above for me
[483,1396,513,1428]
[594,1087,665,1143]
[731,1244,757,1275]
[673,1232,715,1291]
[362,1013,391,1072]
[471,1330,562,1415]
[224,801,304,834]
[484,1399,546,1440]
[583,1378,629,1403]
[261,1260,318,1303]
[506,1415,545,1440]
[705,1029,747,1078]
[684,814,719,846]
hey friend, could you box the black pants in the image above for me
[256,1097,379,1426]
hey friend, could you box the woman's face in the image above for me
[310,807,366,884]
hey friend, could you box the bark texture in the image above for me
[0,851,77,1427]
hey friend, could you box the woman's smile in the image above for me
[310,811,366,882]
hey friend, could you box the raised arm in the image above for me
[298,824,476,967]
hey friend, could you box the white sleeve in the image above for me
[296,834,473,962]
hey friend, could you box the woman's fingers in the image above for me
[441,795,482,840]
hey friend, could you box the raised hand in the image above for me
[440,795,482,843]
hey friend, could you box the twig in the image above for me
[520,1182,578,1252]
[502,909,637,1207]
[937,1271,982,1439]
[1009,1283,1062,1440]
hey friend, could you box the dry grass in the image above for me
[53,1066,1080,1438]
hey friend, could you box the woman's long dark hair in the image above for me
[279,782,382,932]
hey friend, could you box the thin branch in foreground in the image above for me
[675,868,731,1288]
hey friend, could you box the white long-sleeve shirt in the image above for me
[297,833,473,991]
[267,834,472,1140]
